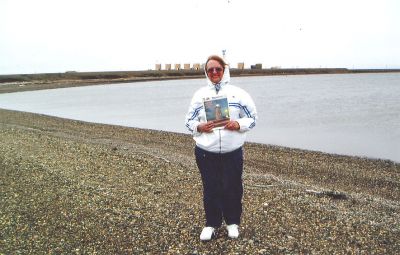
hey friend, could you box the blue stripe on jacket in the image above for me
[189,106,203,121]
[228,103,253,118]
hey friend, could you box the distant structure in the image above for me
[155,61,241,71]
[251,63,262,69]
[222,49,230,66]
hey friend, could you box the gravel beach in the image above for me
[1,107,399,254]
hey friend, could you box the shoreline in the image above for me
[1,68,400,94]
[1,108,399,254]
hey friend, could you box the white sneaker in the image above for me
[200,227,215,241]
[226,224,239,239]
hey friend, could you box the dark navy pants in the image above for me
[195,146,244,228]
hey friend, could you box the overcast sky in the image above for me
[1,0,399,74]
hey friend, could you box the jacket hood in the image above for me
[205,64,231,91]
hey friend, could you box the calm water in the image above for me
[0,73,399,162]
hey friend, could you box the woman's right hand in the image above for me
[197,122,215,133]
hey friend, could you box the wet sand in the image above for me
[1,107,399,254]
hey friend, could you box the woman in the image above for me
[185,55,257,241]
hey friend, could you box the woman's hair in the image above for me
[205,55,226,70]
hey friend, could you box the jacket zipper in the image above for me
[218,129,222,153]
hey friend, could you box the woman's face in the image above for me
[206,60,224,84]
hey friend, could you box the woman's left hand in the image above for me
[224,121,240,131]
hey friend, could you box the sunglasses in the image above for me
[207,67,223,74]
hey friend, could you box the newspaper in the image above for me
[203,96,230,128]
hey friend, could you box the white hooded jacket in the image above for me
[185,66,257,153]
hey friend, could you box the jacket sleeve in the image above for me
[185,93,203,137]
[236,90,257,132]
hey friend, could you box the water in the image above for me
[0,73,399,162]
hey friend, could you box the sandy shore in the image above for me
[1,107,399,254]
[0,77,184,94]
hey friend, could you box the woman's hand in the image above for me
[197,122,215,133]
[224,121,240,131]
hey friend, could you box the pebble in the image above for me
[1,108,399,254]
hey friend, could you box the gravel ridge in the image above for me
[1,109,399,254]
